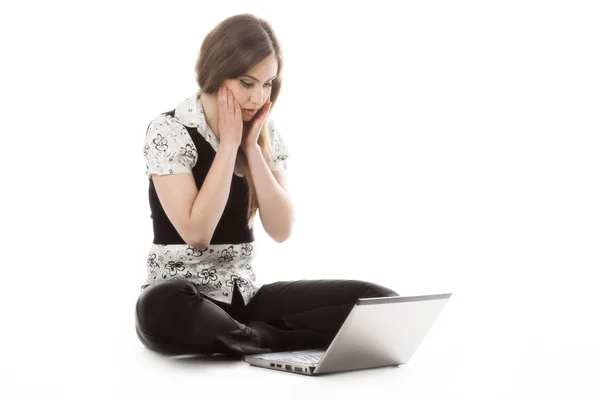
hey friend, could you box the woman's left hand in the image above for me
[241,96,272,152]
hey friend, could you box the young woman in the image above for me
[135,13,398,357]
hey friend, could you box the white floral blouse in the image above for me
[141,91,290,306]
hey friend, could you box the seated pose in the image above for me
[135,13,398,357]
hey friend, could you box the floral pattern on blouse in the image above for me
[142,242,263,306]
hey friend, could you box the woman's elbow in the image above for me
[184,232,209,249]
[274,231,292,244]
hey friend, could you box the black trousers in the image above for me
[135,278,399,357]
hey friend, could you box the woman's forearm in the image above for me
[244,144,294,242]
[189,143,239,247]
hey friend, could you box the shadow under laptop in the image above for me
[141,349,406,377]
[303,364,405,379]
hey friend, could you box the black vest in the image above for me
[147,109,254,245]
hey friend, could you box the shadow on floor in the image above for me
[161,353,242,365]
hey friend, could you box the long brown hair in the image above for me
[195,13,283,230]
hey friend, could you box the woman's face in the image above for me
[222,54,278,122]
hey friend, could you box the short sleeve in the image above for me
[268,119,290,172]
[143,114,198,178]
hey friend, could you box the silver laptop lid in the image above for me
[313,293,452,375]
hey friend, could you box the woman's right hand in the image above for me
[217,85,243,148]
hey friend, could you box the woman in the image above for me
[135,13,398,357]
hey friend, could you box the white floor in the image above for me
[3,279,598,400]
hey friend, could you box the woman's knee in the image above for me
[134,280,225,354]
[135,322,179,354]
[135,279,201,335]
[134,279,245,355]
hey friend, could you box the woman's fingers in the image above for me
[218,85,241,125]
[218,85,226,124]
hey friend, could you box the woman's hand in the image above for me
[241,95,272,152]
[216,85,243,148]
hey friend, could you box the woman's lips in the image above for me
[243,109,257,116]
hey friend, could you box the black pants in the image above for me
[135,279,399,357]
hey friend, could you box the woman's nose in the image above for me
[250,88,263,107]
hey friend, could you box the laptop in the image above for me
[243,292,452,375]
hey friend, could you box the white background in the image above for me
[1,0,598,398]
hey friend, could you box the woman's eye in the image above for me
[241,80,273,88]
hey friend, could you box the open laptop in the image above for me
[243,292,452,375]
